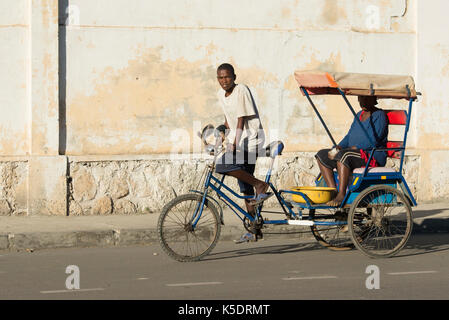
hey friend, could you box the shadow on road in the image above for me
[204,207,449,261]
[206,231,449,261]
[413,208,448,218]
[204,241,337,261]
[413,218,449,234]
[403,208,449,257]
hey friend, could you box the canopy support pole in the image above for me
[336,88,375,147]
[301,87,337,146]
[400,99,413,174]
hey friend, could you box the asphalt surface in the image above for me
[0,201,448,252]
[1,234,449,300]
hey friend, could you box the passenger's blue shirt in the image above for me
[338,110,388,166]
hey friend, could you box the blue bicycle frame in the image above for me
[188,158,347,230]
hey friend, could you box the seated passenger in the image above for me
[315,96,388,206]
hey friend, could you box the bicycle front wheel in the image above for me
[157,193,221,262]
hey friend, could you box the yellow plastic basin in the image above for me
[290,187,337,204]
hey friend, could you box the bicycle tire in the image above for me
[348,185,413,258]
[310,208,354,251]
[157,193,221,262]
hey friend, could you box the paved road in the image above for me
[1,233,449,301]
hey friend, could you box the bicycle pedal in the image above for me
[234,232,256,244]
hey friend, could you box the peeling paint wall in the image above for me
[0,0,448,214]
[0,0,419,157]
[1,0,62,216]
[63,0,416,155]
[0,0,30,155]
[416,0,449,201]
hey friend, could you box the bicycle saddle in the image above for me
[264,141,284,158]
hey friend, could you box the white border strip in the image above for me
[282,275,338,280]
[387,271,437,275]
[166,282,223,287]
[40,288,105,294]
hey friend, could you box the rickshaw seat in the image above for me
[384,109,407,159]
[352,167,396,174]
[350,109,408,173]
[385,110,407,126]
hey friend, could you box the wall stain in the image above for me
[321,0,347,26]
[0,129,28,155]
[283,51,353,151]
[67,48,280,155]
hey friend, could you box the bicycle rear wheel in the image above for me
[157,193,221,262]
[348,185,413,258]
[310,208,354,251]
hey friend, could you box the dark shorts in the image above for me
[215,151,257,195]
[315,148,366,171]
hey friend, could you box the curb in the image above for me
[0,225,317,252]
[0,218,447,252]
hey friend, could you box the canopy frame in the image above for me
[299,84,416,206]
[294,71,419,100]
[299,84,415,179]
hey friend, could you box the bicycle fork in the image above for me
[190,168,214,229]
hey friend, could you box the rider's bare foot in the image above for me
[255,181,269,196]
[326,194,345,207]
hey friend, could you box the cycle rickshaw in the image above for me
[157,70,419,262]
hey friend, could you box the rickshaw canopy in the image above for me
[294,70,417,100]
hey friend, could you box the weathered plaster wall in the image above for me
[0,0,30,155]
[30,0,59,156]
[63,0,416,155]
[416,0,449,201]
[0,0,65,216]
[0,0,447,215]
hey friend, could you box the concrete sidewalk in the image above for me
[0,202,448,252]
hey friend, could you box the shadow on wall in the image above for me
[58,0,68,155]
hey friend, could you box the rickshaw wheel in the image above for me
[348,185,413,258]
[157,194,221,262]
[310,209,354,251]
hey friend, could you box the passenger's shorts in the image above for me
[215,151,257,195]
[315,148,366,171]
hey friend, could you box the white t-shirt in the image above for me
[217,84,265,154]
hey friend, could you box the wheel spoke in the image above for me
[158,194,221,262]
[348,185,412,258]
[311,208,353,250]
